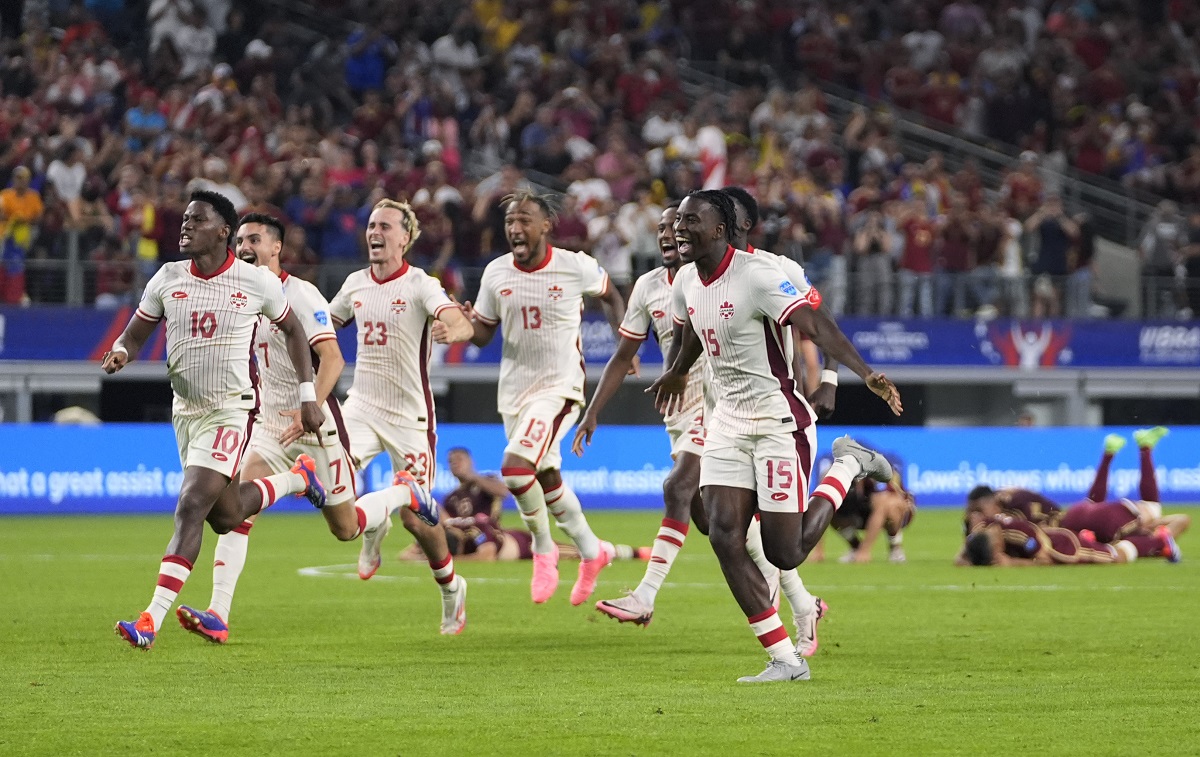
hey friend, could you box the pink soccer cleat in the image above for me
[531,543,560,603]
[596,593,653,626]
[570,541,614,606]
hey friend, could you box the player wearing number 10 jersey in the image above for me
[465,191,629,606]
[105,191,327,650]
[329,198,475,634]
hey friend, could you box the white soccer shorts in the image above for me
[246,427,357,507]
[342,405,436,492]
[501,396,580,472]
[174,408,252,479]
[699,423,818,513]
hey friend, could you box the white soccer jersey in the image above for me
[329,262,454,430]
[254,271,339,443]
[136,253,291,418]
[671,246,820,436]
[474,245,610,415]
[620,266,704,426]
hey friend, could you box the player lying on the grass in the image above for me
[106,191,327,650]
[172,213,447,644]
[831,469,916,564]
[964,427,1186,561]
[462,191,627,606]
[957,514,1133,566]
[576,196,827,657]
[649,190,900,682]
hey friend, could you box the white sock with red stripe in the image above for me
[253,471,306,511]
[545,482,600,560]
[146,554,192,631]
[502,467,553,555]
[354,487,398,533]
[812,456,863,509]
[209,520,252,622]
[633,517,688,604]
[746,517,816,617]
[429,553,458,593]
[747,607,802,665]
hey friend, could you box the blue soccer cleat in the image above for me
[177,605,229,644]
[115,612,156,650]
[291,454,326,509]
[394,470,438,526]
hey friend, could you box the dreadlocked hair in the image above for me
[502,190,559,223]
[688,189,738,244]
[373,198,422,254]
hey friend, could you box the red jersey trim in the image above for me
[433,302,457,319]
[308,333,337,346]
[475,313,499,326]
[597,270,610,297]
[279,270,290,282]
[370,261,410,284]
[269,303,292,325]
[672,314,687,325]
[778,298,815,325]
[189,251,236,280]
[134,308,161,323]
[699,245,737,287]
[618,327,648,342]
[513,243,553,273]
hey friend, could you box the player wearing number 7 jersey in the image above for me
[649,190,903,682]
[328,198,474,633]
[106,191,327,650]
[462,191,630,606]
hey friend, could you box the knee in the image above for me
[764,541,802,571]
[708,525,744,558]
[331,522,359,541]
[207,513,237,535]
[662,476,691,517]
[501,466,538,497]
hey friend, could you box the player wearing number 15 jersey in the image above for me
[650,190,902,682]
[464,191,629,606]
[329,198,475,634]
[105,191,327,650]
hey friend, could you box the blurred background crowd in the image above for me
[1,0,1199,319]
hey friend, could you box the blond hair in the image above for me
[372,198,422,254]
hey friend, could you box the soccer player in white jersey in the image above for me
[328,198,473,632]
[462,191,629,606]
[105,191,327,650]
[172,214,446,641]
[649,190,902,682]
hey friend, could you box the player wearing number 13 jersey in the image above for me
[329,198,475,634]
[466,191,629,606]
[650,190,903,682]
[105,191,327,650]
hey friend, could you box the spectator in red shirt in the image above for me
[90,233,135,309]
[897,199,939,317]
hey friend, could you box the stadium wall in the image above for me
[2,424,1199,514]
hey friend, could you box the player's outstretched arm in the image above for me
[101,315,158,374]
[279,338,344,446]
[432,305,475,344]
[788,305,902,416]
[595,282,638,376]
[277,310,325,433]
[459,300,498,347]
[572,335,642,456]
[647,319,703,416]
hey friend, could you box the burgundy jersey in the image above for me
[1058,500,1139,543]
[997,488,1062,525]
[441,476,505,555]
[989,515,1114,564]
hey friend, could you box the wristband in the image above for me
[820,369,839,387]
[109,344,128,357]
[298,382,317,403]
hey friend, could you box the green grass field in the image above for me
[1,508,1197,756]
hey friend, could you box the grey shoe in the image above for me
[737,658,811,683]
[832,435,893,483]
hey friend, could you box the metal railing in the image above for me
[676,62,1159,248]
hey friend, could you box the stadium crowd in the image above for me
[1,0,1198,318]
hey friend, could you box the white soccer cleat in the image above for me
[832,435,893,483]
[595,593,654,626]
[737,658,811,683]
[888,546,907,563]
[794,598,828,658]
[358,515,392,580]
[440,575,467,635]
